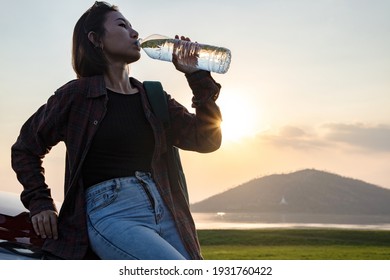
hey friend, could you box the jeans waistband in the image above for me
[85,171,153,194]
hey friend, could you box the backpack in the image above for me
[143,81,189,204]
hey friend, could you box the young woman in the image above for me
[11,2,222,260]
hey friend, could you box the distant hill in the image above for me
[191,169,390,217]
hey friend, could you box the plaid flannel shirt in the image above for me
[11,71,222,259]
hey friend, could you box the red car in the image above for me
[0,191,44,259]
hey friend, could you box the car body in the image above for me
[0,191,44,259]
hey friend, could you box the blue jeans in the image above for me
[85,172,191,260]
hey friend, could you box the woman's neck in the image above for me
[104,64,138,94]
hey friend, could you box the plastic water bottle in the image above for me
[139,34,231,74]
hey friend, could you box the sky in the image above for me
[0,0,389,205]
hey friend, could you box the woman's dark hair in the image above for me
[72,1,118,78]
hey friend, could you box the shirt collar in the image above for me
[84,75,106,98]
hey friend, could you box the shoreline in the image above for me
[192,212,390,231]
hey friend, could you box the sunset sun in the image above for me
[218,92,258,142]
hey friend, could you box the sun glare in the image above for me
[218,92,258,143]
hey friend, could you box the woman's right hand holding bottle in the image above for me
[172,35,199,75]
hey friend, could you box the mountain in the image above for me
[191,169,390,216]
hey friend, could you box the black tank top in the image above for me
[82,89,155,188]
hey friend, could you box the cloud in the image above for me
[279,126,306,138]
[322,123,390,152]
[258,123,390,153]
[259,125,330,150]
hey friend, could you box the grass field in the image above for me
[197,229,390,260]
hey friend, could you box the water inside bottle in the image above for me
[140,38,175,62]
[140,38,231,73]
[196,45,231,74]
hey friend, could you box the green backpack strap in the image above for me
[143,81,170,126]
[143,81,190,204]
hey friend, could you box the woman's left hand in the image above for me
[172,35,199,75]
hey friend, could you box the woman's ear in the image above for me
[87,31,101,48]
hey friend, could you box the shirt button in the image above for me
[93,120,98,125]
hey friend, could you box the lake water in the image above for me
[192,212,390,230]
